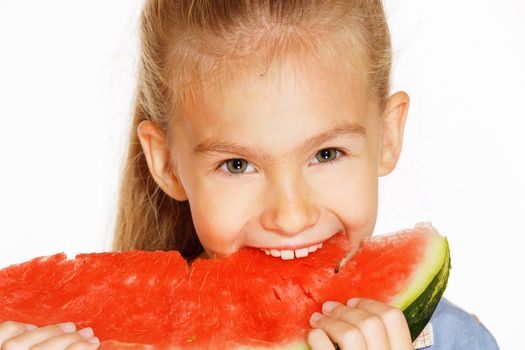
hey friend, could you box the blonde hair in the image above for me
[112,0,392,260]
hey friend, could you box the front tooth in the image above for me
[280,250,294,260]
[317,243,323,249]
[270,249,281,257]
[308,245,318,253]
[295,247,309,258]
[263,249,270,255]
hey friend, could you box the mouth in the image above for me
[259,241,325,260]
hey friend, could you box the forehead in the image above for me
[178,56,376,134]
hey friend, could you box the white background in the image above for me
[0,1,523,348]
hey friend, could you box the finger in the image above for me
[0,321,37,346]
[310,312,367,350]
[65,328,99,350]
[322,301,391,350]
[31,328,99,350]
[348,298,413,350]
[65,338,100,350]
[1,322,76,349]
[307,328,337,350]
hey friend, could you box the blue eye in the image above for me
[312,148,345,164]
[226,159,247,173]
[219,158,255,176]
[217,148,346,177]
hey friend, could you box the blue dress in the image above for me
[414,297,499,349]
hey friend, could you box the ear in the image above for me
[137,120,188,201]
[378,91,410,177]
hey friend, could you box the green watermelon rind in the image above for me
[390,223,450,341]
[401,235,450,341]
[241,223,451,350]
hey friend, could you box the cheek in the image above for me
[314,159,378,241]
[186,179,256,255]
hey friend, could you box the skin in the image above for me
[137,57,413,349]
[0,56,410,350]
[142,59,409,259]
[0,321,99,349]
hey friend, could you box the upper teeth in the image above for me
[262,243,323,260]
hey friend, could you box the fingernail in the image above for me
[57,322,76,333]
[78,327,94,338]
[87,336,100,344]
[322,301,339,314]
[347,298,360,307]
[309,312,323,326]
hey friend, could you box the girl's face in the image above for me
[139,58,409,260]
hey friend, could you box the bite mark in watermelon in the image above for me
[0,222,450,349]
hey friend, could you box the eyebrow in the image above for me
[193,122,367,162]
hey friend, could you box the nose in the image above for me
[260,174,320,237]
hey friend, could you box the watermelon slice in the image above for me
[0,222,449,349]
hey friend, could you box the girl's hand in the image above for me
[308,298,413,350]
[0,321,99,350]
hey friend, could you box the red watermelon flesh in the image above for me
[0,223,446,349]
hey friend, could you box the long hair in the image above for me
[112,0,392,260]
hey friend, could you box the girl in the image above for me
[0,0,499,349]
